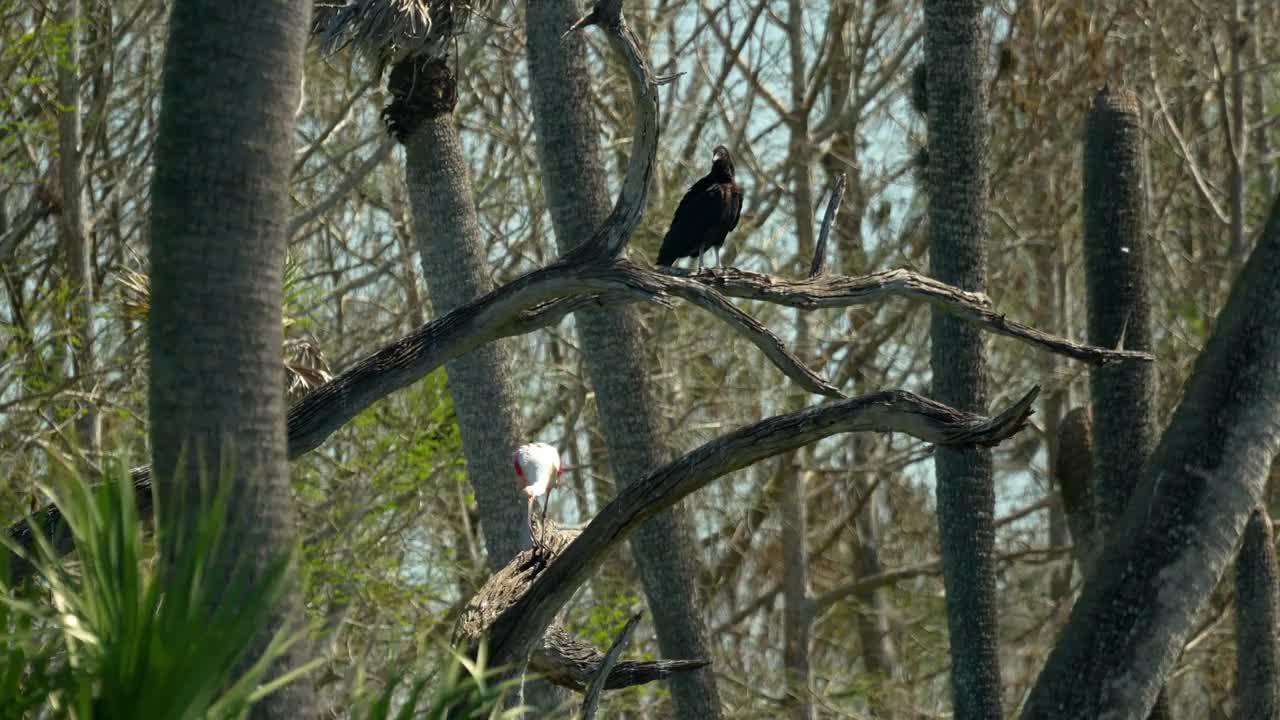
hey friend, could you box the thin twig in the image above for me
[580,612,644,719]
[810,173,845,278]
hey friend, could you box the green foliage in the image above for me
[0,460,316,719]
[353,645,526,720]
[567,590,643,651]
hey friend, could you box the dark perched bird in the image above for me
[656,146,743,271]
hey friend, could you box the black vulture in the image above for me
[656,146,743,271]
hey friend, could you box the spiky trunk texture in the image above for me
[400,65,563,713]
[523,2,723,717]
[147,0,315,716]
[1083,86,1155,538]
[922,1,1000,716]
[1236,509,1280,720]
[403,106,531,569]
[1020,196,1280,719]
[1082,86,1170,720]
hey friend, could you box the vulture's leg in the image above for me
[695,251,704,273]
[714,245,721,269]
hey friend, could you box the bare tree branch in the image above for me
[684,267,1151,364]
[477,386,1040,668]
[449,520,707,696]
[536,626,709,695]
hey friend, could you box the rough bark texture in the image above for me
[524,1,723,716]
[1020,196,1280,720]
[1084,87,1157,532]
[399,64,561,711]
[401,71,531,568]
[147,0,314,716]
[922,1,1000,716]
[455,521,709,696]
[1082,86,1170,720]
[1236,509,1280,720]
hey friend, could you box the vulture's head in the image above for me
[711,145,735,179]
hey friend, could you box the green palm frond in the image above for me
[0,458,318,719]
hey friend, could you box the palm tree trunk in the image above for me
[524,2,723,717]
[397,57,562,712]
[922,1,1001,716]
[1082,86,1170,720]
[1237,509,1280,720]
[402,105,530,569]
[147,0,315,716]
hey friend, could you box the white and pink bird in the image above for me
[513,442,563,547]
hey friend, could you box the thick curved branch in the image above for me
[559,0,658,262]
[6,247,1128,582]
[656,275,843,397]
[478,386,1040,667]
[450,521,707,696]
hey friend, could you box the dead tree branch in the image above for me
[809,174,845,278]
[475,386,1040,667]
[684,267,1152,365]
[537,626,709,695]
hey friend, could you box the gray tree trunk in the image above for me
[922,1,1001,716]
[1020,195,1280,719]
[1236,509,1280,720]
[147,0,315,716]
[781,465,813,720]
[849,470,899,713]
[1082,86,1170,720]
[56,0,99,458]
[397,59,563,712]
[523,2,723,717]
[402,94,531,569]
